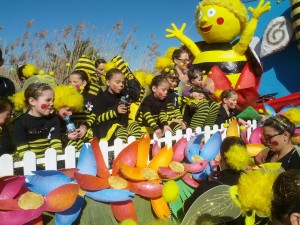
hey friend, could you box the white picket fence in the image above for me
[0,121,259,176]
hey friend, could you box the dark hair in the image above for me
[24,83,53,106]
[172,48,189,61]
[95,58,107,68]
[150,75,168,89]
[105,68,123,81]
[70,70,89,83]
[17,65,27,81]
[220,90,237,101]
[187,67,202,82]
[0,77,16,97]
[220,136,246,162]
[0,97,13,113]
[264,115,295,137]
[271,170,300,223]
[160,67,179,80]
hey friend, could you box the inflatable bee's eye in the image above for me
[207,8,216,17]
[198,11,203,20]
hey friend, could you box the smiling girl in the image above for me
[13,83,62,159]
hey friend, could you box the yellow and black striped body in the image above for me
[192,42,248,87]
[291,0,300,50]
[13,113,63,159]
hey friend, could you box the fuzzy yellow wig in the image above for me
[54,85,83,112]
[165,46,179,59]
[103,61,117,76]
[237,169,278,217]
[22,64,38,78]
[196,0,248,34]
[225,144,250,171]
[282,108,300,125]
[9,90,26,111]
[155,56,174,72]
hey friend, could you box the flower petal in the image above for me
[0,176,25,200]
[111,200,137,222]
[55,196,85,225]
[44,183,79,212]
[77,143,97,176]
[86,189,134,203]
[74,172,110,191]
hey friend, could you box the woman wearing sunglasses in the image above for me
[257,114,300,171]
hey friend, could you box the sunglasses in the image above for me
[261,131,284,143]
[177,58,189,63]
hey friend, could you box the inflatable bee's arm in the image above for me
[166,23,201,57]
[234,0,271,56]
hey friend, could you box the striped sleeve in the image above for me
[97,109,118,123]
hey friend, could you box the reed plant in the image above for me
[0,19,161,85]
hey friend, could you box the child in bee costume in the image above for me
[182,67,220,130]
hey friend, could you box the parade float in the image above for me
[1,0,300,224]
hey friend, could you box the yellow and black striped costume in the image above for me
[75,55,102,96]
[13,113,63,159]
[136,92,183,135]
[68,90,96,150]
[182,84,220,130]
[112,55,143,122]
[92,89,142,144]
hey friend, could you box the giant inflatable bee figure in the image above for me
[166,0,271,110]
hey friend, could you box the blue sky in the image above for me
[0,0,201,70]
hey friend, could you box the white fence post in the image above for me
[45,148,57,171]
[23,152,37,175]
[99,140,109,168]
[0,154,14,176]
[64,146,76,168]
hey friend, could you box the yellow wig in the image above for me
[225,144,250,171]
[9,90,26,111]
[237,169,278,217]
[165,46,179,59]
[22,64,38,78]
[54,85,84,112]
[282,108,300,125]
[196,0,248,34]
[155,57,174,72]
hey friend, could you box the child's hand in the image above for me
[163,125,172,133]
[77,124,87,138]
[172,118,187,129]
[196,93,206,101]
[117,104,128,114]
[255,149,269,165]
[154,129,163,139]
[68,131,79,140]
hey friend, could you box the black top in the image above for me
[92,89,127,139]
[13,112,62,158]
[0,124,14,156]
[265,148,300,171]
[215,105,241,127]
[136,93,168,131]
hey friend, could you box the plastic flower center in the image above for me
[18,192,44,209]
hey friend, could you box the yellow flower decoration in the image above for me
[38,70,45,75]
[66,63,71,67]
[49,71,55,76]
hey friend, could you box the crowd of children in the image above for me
[0,46,278,159]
